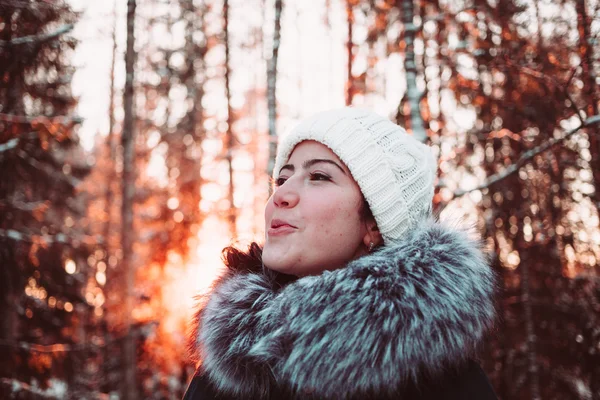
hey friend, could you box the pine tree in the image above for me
[429,0,600,397]
[0,0,102,396]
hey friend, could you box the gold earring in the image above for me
[368,242,375,253]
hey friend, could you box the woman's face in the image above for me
[263,140,374,276]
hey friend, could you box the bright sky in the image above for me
[70,0,126,150]
[68,0,469,151]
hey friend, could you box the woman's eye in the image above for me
[273,173,329,186]
[274,177,287,186]
[310,172,330,181]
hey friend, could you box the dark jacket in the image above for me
[183,220,499,399]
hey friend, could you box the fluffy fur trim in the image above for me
[191,220,497,399]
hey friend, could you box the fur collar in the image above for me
[191,220,497,399]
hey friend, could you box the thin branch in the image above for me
[566,65,579,87]
[0,340,85,353]
[2,0,66,9]
[505,60,586,124]
[551,369,592,400]
[450,114,600,198]
[561,70,586,123]
[16,149,82,187]
[0,199,49,212]
[0,322,158,354]
[0,23,74,47]
[562,65,585,123]
[0,137,18,153]
[0,132,37,154]
[0,228,69,244]
[0,113,83,125]
[0,378,60,399]
[0,229,103,246]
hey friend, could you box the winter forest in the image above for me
[0,0,599,398]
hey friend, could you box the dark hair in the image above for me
[221,241,264,274]
[359,196,375,223]
[221,242,297,288]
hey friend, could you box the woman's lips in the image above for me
[268,225,297,236]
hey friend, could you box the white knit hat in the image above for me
[273,107,437,245]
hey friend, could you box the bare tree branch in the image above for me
[505,60,586,124]
[0,138,18,153]
[450,115,600,199]
[0,113,83,125]
[0,322,158,353]
[122,1,139,398]
[563,68,586,124]
[0,23,74,47]
[551,369,592,400]
[16,149,82,187]
[0,228,68,244]
[0,340,84,353]
[565,65,579,88]
[0,378,61,399]
[0,199,49,212]
[0,132,37,154]
[0,228,103,246]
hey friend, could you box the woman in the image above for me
[183,108,498,399]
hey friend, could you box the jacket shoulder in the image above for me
[183,361,497,400]
[182,369,287,400]
[182,371,234,400]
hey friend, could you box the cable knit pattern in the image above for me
[191,220,498,399]
[272,107,437,245]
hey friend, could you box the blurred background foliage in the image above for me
[0,0,599,398]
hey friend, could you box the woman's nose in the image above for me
[272,181,299,208]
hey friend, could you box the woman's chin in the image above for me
[262,256,300,276]
[263,258,290,273]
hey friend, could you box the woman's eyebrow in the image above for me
[278,159,346,175]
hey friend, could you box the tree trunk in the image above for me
[178,0,205,241]
[104,0,118,249]
[102,1,119,395]
[399,0,426,143]
[121,0,137,398]
[345,0,354,106]
[183,1,205,142]
[417,0,429,132]
[267,0,282,180]
[0,10,19,344]
[253,0,267,237]
[224,0,236,239]
[576,0,600,214]
[521,249,540,400]
[533,0,544,48]
[0,293,18,341]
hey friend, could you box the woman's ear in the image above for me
[362,219,383,249]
